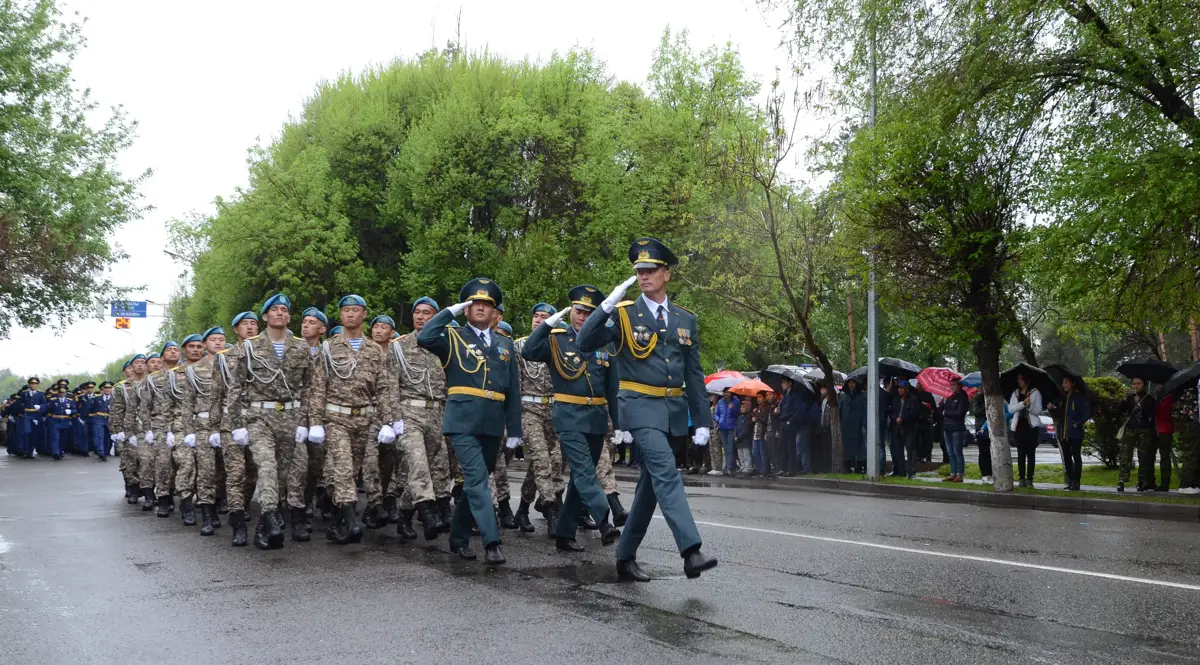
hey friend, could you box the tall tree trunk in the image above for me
[847,290,858,367]
[975,317,1014,491]
[1190,315,1200,362]
[1158,331,1170,362]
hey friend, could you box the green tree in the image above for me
[0,0,146,336]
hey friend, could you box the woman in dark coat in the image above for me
[839,379,868,472]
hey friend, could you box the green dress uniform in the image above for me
[417,278,522,555]
[520,290,620,542]
[576,239,714,571]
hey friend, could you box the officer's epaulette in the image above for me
[673,303,695,316]
[615,300,635,308]
[248,334,261,340]
[216,348,231,355]
[549,328,566,334]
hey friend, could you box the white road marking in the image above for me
[655,516,1200,591]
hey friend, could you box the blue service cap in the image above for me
[338,294,367,309]
[568,285,602,311]
[260,293,292,316]
[328,325,344,338]
[532,302,557,316]
[231,311,258,327]
[412,296,439,312]
[181,334,203,346]
[459,278,502,307]
[160,341,179,355]
[202,326,225,341]
[301,307,328,327]
[370,315,395,329]
[629,237,678,269]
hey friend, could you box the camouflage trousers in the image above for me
[393,405,439,509]
[520,405,564,506]
[153,428,175,499]
[325,414,374,505]
[448,437,462,484]
[286,441,326,510]
[171,443,197,502]
[596,437,619,495]
[194,427,220,506]
[117,436,134,484]
[245,409,299,512]
[222,435,259,513]
[136,435,156,490]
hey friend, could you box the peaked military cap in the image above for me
[338,294,367,309]
[629,237,678,269]
[459,277,502,307]
[202,326,225,341]
[568,285,603,311]
[370,315,396,329]
[532,302,557,316]
[181,333,203,346]
[260,293,291,316]
[301,307,328,327]
[231,311,258,327]
[100,381,113,388]
[27,377,39,385]
[412,297,439,312]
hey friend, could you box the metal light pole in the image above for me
[865,3,881,481]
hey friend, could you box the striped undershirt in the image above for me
[272,341,285,358]
[347,338,362,351]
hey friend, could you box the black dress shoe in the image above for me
[607,494,627,527]
[451,545,477,560]
[616,559,651,582]
[598,521,620,546]
[483,543,505,566]
[555,537,585,552]
[682,549,718,579]
[579,511,598,531]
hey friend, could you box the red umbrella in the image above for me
[917,367,963,399]
[705,370,747,385]
[730,379,773,397]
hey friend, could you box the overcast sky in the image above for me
[0,0,800,378]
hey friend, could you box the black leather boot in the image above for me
[483,543,506,566]
[166,494,175,515]
[345,503,363,543]
[317,489,333,522]
[252,513,271,550]
[363,504,381,530]
[383,495,399,525]
[216,496,229,514]
[266,508,285,549]
[417,501,441,541]
[607,493,627,527]
[211,507,221,529]
[682,547,718,579]
[230,510,248,547]
[326,505,349,545]
[514,500,535,533]
[155,495,171,518]
[198,505,215,536]
[141,487,155,511]
[556,537,585,552]
[497,498,517,530]
[598,520,621,546]
[291,506,310,542]
[180,498,196,526]
[617,559,651,582]
[396,509,418,540]
[542,501,559,538]
[127,483,140,505]
[434,496,452,533]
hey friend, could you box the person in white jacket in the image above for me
[1008,374,1045,487]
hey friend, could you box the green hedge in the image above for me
[1082,376,1126,469]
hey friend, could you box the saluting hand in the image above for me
[543,308,567,327]
[447,300,473,316]
[601,275,639,311]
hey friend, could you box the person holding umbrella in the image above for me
[894,381,921,479]
[1047,375,1090,490]
[838,378,867,473]
[940,378,969,482]
[1118,377,1157,492]
[1008,373,1046,487]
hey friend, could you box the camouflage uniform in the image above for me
[286,345,327,510]
[182,356,221,506]
[211,344,257,513]
[225,334,313,513]
[308,334,397,506]
[389,333,445,510]
[489,450,510,505]
[126,378,155,497]
[111,380,133,486]
[596,434,618,494]
[137,369,177,500]
[165,368,195,502]
[514,337,564,507]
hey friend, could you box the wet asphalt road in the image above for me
[1,453,1198,665]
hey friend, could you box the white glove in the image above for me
[232,428,249,446]
[613,429,625,444]
[447,300,473,316]
[208,432,221,448]
[392,420,405,436]
[601,275,638,312]
[543,309,567,327]
[114,432,126,443]
[295,426,308,444]
[620,430,633,444]
[128,435,138,448]
[377,424,396,444]
[144,430,154,444]
[506,437,522,450]
[32,419,39,425]
[693,427,711,446]
[166,432,176,448]
[308,425,326,444]
[184,433,195,447]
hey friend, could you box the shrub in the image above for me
[1083,376,1126,469]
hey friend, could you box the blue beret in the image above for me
[370,315,395,329]
[338,294,367,309]
[412,297,439,312]
[497,321,513,336]
[301,307,328,327]
[202,326,225,341]
[260,293,292,316]
[328,325,344,338]
[391,331,400,339]
[122,360,133,370]
[131,354,146,362]
[231,311,258,327]
[448,320,460,328]
[497,303,506,313]
[181,334,203,346]
[532,302,557,316]
[160,341,179,355]
[147,353,161,360]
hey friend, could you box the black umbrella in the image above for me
[845,366,868,384]
[1043,363,1087,394]
[1116,358,1178,385]
[879,357,922,379]
[760,365,815,397]
[1164,361,1200,396]
[1000,362,1060,404]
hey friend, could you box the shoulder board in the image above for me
[293,336,303,341]
[673,303,694,316]
[549,328,566,334]
[248,334,261,340]
[390,337,402,345]
[615,300,635,308]
[516,336,529,343]
[216,348,230,355]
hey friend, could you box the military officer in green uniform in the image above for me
[417,277,522,566]
[522,285,622,551]
[576,238,718,581]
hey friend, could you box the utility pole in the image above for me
[865,1,881,481]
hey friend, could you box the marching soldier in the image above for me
[211,311,262,547]
[87,381,113,461]
[286,307,329,531]
[521,285,622,551]
[512,303,567,535]
[17,377,46,459]
[387,299,451,541]
[122,355,151,508]
[111,362,136,497]
[306,295,399,545]
[141,343,182,519]
[135,353,166,511]
[576,238,717,581]
[182,327,228,536]
[367,314,400,529]
[161,335,206,527]
[418,278,522,565]
[225,294,313,550]
[45,385,74,461]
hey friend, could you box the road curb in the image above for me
[598,466,1200,523]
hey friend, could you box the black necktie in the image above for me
[656,305,666,332]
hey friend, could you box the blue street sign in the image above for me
[110,301,148,318]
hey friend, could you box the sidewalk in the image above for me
[588,463,1200,524]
